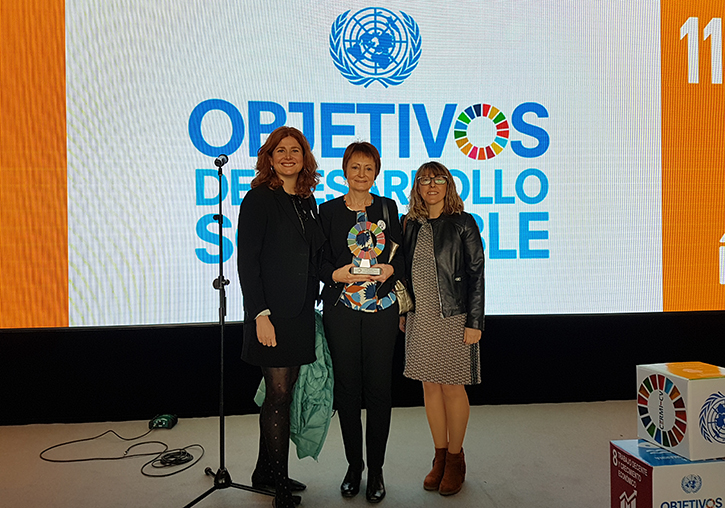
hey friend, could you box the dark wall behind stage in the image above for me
[1,311,724,426]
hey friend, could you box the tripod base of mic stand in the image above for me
[183,467,301,507]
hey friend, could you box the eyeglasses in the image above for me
[417,175,448,186]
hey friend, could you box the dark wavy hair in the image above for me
[407,161,464,220]
[251,126,319,198]
[342,141,381,178]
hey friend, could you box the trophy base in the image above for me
[351,266,382,276]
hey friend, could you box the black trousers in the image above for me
[323,302,399,475]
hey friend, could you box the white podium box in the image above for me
[637,362,725,461]
[610,439,725,508]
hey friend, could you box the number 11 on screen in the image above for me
[681,17,723,84]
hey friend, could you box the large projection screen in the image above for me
[1,0,723,328]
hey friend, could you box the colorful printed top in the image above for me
[338,208,397,312]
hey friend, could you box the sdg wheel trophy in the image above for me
[341,217,398,310]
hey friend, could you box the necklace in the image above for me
[344,193,371,210]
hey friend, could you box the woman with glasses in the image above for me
[400,161,484,496]
[319,141,403,503]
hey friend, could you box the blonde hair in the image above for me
[406,161,464,220]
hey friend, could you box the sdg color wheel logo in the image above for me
[637,373,687,447]
[455,104,510,160]
[330,7,422,87]
[698,391,725,444]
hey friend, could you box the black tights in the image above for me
[254,366,300,507]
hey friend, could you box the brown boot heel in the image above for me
[423,448,447,491]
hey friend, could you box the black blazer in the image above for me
[319,195,404,307]
[237,185,324,320]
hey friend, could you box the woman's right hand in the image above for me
[332,263,373,284]
[399,315,406,333]
[256,314,276,347]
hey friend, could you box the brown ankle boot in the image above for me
[423,448,447,491]
[439,448,465,496]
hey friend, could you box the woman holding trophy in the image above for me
[319,141,403,503]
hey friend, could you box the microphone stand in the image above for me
[183,155,275,507]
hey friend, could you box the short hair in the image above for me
[342,142,381,179]
[251,126,319,198]
[406,161,464,220]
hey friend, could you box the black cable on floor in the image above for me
[39,427,205,477]
[141,444,205,478]
[39,429,158,462]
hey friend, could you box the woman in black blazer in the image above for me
[237,126,325,508]
[319,142,404,503]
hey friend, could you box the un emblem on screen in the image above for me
[330,7,422,88]
[698,391,725,444]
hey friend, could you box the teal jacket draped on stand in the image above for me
[254,310,334,460]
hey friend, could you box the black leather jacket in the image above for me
[402,212,485,330]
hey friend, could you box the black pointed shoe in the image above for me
[365,471,386,503]
[251,474,307,492]
[340,465,364,497]
[272,495,302,508]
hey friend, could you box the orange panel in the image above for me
[661,0,725,311]
[666,361,725,380]
[0,0,68,328]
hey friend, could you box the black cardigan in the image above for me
[319,195,404,308]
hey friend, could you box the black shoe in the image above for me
[366,471,386,503]
[252,475,307,492]
[340,464,364,498]
[272,495,302,508]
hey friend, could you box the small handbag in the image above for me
[381,199,414,314]
[395,279,414,314]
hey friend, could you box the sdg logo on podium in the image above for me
[637,363,725,461]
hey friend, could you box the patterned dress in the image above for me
[404,220,481,385]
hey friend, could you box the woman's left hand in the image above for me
[370,263,394,283]
[463,327,482,345]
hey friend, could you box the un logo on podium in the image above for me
[330,7,422,88]
[681,474,703,494]
[699,391,725,444]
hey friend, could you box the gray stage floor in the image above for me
[0,400,636,507]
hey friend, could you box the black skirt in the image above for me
[241,276,318,367]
